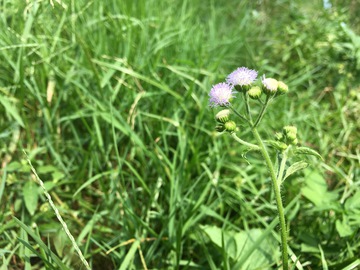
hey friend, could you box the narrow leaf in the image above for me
[0,96,25,127]
[13,217,68,270]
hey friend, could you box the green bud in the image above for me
[234,85,251,93]
[224,121,237,132]
[215,124,225,132]
[248,86,262,99]
[283,125,297,143]
[215,109,231,123]
[283,126,297,136]
[277,81,289,94]
[267,140,288,151]
[290,138,298,145]
[275,132,284,141]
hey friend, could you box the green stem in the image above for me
[229,105,251,126]
[253,95,271,128]
[243,92,253,124]
[230,133,260,151]
[277,151,288,188]
[24,151,91,270]
[252,129,288,270]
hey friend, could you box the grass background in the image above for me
[1,0,359,269]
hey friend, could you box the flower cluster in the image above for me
[209,67,288,108]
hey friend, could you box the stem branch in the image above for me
[253,95,271,128]
[230,133,260,151]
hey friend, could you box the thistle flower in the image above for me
[262,75,278,94]
[209,83,235,107]
[226,67,258,91]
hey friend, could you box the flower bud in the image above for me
[224,121,237,132]
[215,109,231,123]
[215,124,225,132]
[291,138,298,145]
[283,126,297,143]
[275,132,283,141]
[248,86,262,99]
[277,81,289,94]
[262,75,278,95]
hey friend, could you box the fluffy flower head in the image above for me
[226,67,258,87]
[209,83,235,107]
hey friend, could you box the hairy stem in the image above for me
[251,129,288,270]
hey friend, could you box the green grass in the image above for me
[1,0,359,269]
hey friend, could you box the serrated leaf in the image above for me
[283,161,308,182]
[23,181,38,216]
[294,146,323,160]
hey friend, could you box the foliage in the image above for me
[0,0,359,269]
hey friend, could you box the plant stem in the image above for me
[253,95,271,128]
[229,105,251,125]
[24,151,92,270]
[230,133,260,151]
[243,92,253,124]
[277,151,288,188]
[251,129,288,270]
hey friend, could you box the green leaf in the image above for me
[119,240,140,270]
[283,161,308,181]
[336,217,354,237]
[53,229,69,257]
[13,217,68,270]
[294,146,323,160]
[265,140,288,151]
[344,190,360,211]
[301,169,338,208]
[0,95,25,127]
[22,181,38,216]
[202,226,279,269]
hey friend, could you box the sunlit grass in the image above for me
[0,0,359,269]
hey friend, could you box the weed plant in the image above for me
[0,0,359,269]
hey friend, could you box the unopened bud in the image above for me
[277,81,289,94]
[224,121,237,132]
[248,86,262,99]
[215,109,231,123]
[283,126,297,142]
[275,132,283,141]
[215,124,225,132]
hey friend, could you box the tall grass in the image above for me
[1,0,359,269]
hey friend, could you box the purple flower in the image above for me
[226,67,258,87]
[209,83,235,107]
